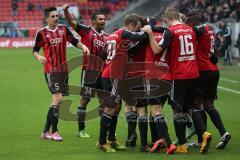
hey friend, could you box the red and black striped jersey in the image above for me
[160,24,199,80]
[101,28,148,80]
[145,32,171,80]
[33,24,79,73]
[195,25,218,71]
[75,23,109,71]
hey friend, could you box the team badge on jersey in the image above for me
[58,30,64,36]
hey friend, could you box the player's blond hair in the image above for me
[164,8,181,21]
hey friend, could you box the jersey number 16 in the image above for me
[179,34,194,56]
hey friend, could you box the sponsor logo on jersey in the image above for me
[94,39,105,47]
[50,38,63,46]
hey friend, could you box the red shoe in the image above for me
[166,144,177,155]
[150,139,165,153]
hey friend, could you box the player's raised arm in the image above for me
[32,31,46,64]
[63,4,91,34]
[62,4,77,30]
[65,27,90,55]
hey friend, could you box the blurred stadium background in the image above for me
[0,0,239,62]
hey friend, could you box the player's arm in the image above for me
[121,30,148,41]
[66,27,90,55]
[63,4,77,30]
[63,4,91,34]
[151,26,167,33]
[223,26,231,37]
[32,32,46,64]
[193,25,206,39]
[142,25,171,54]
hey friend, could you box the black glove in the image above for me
[210,52,218,64]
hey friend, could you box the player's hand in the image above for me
[62,4,70,10]
[82,45,90,55]
[142,25,152,34]
[37,55,47,64]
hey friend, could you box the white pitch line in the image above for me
[218,86,240,94]
[220,78,240,84]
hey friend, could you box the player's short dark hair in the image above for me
[185,12,201,26]
[124,14,140,26]
[91,11,105,22]
[44,7,57,18]
[139,16,148,27]
[164,8,180,21]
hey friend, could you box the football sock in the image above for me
[149,114,157,143]
[52,105,59,133]
[99,113,112,145]
[174,114,187,145]
[192,110,206,136]
[200,109,207,127]
[43,107,53,133]
[108,113,119,141]
[186,117,193,128]
[154,114,172,147]
[77,106,86,131]
[138,115,148,147]
[126,111,137,139]
[206,106,226,136]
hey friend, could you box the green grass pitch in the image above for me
[0,48,239,160]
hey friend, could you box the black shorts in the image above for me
[44,72,69,96]
[145,79,172,106]
[196,70,219,100]
[170,79,197,112]
[100,78,121,108]
[80,69,102,98]
[118,77,148,108]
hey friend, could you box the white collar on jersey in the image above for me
[91,27,104,35]
[46,25,59,32]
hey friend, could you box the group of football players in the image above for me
[33,4,231,155]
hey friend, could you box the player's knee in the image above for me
[80,97,90,106]
[52,94,63,106]
[104,107,115,116]
[203,100,214,109]
[192,103,203,111]
[137,107,147,117]
[114,104,122,114]
[125,104,133,113]
[151,111,161,117]
[138,114,147,123]
[204,105,214,112]
[151,105,162,117]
